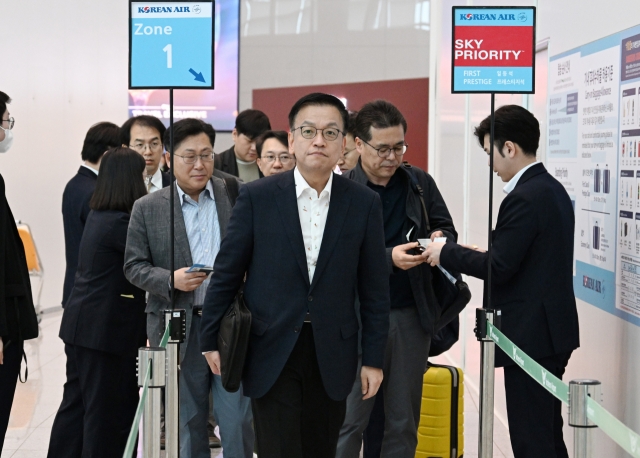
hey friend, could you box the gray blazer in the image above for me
[124,175,238,357]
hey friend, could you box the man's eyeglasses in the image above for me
[361,139,408,158]
[261,154,294,164]
[129,141,163,153]
[1,117,15,130]
[174,153,214,164]
[293,126,344,142]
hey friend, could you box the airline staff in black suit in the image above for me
[62,122,120,306]
[0,91,39,453]
[426,105,580,458]
[200,93,390,458]
[48,148,148,458]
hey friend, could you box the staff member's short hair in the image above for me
[255,130,289,157]
[0,91,11,117]
[119,115,167,147]
[163,118,216,153]
[474,105,539,156]
[81,122,121,164]
[90,147,147,213]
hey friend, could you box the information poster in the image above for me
[548,25,640,326]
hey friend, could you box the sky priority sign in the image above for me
[451,6,536,93]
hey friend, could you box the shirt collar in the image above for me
[150,168,163,190]
[294,166,333,199]
[82,164,99,175]
[176,179,214,204]
[503,162,538,194]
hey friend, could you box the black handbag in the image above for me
[217,289,252,392]
[404,163,472,357]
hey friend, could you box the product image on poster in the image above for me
[451,6,535,93]
[128,0,239,131]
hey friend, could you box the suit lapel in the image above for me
[210,176,231,239]
[166,184,193,266]
[309,176,351,292]
[276,173,310,286]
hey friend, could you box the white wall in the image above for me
[429,0,640,456]
[0,0,430,309]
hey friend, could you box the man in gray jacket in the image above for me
[124,118,253,458]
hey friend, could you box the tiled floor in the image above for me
[2,309,511,457]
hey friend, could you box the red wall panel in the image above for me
[253,78,429,171]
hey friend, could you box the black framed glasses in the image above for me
[361,139,408,158]
[174,152,214,164]
[293,125,344,142]
[1,117,15,130]
[261,154,294,164]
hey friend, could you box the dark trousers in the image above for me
[47,344,139,458]
[0,339,23,452]
[504,351,572,458]
[252,323,346,458]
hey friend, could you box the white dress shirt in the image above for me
[294,167,333,282]
[503,161,538,194]
[148,167,164,193]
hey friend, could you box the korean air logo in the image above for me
[459,12,517,21]
[518,12,527,22]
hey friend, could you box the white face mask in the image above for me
[0,127,14,153]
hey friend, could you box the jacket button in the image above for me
[294,326,300,333]
[308,296,313,302]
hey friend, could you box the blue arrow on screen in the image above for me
[188,68,206,83]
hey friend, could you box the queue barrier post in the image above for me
[569,380,601,458]
[475,308,502,458]
[163,310,186,458]
[138,347,166,458]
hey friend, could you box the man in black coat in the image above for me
[426,105,580,458]
[0,91,39,452]
[337,100,457,457]
[214,109,270,182]
[200,93,390,458]
[61,122,120,306]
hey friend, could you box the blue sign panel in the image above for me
[129,1,214,89]
[451,6,536,94]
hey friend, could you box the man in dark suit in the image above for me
[120,115,171,192]
[61,122,120,306]
[0,90,39,452]
[426,105,580,458]
[214,109,271,182]
[200,93,391,458]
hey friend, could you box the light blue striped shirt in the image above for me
[176,181,221,306]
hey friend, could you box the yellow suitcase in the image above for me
[416,363,464,458]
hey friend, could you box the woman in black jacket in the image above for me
[0,91,39,453]
[48,147,148,458]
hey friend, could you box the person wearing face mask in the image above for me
[0,91,39,453]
